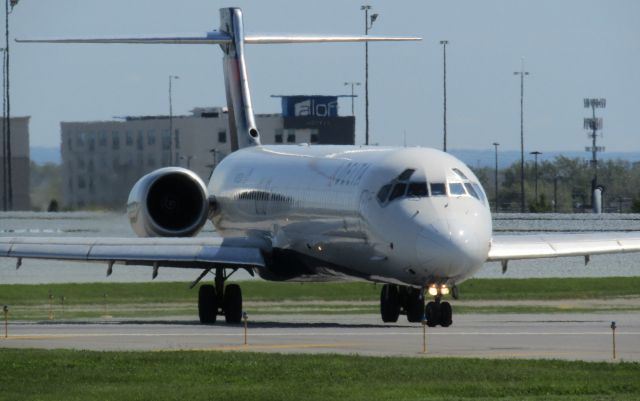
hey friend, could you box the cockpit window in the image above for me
[464,182,479,200]
[377,184,392,203]
[472,183,487,204]
[430,183,447,196]
[397,169,415,181]
[389,183,407,201]
[449,182,466,196]
[407,182,428,197]
[452,168,468,180]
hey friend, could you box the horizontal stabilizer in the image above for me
[244,35,422,44]
[16,31,233,45]
[17,33,420,45]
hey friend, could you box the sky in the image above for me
[8,0,640,154]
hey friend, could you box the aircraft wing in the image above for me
[0,236,266,274]
[487,232,640,264]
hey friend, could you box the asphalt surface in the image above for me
[1,313,638,361]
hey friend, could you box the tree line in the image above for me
[473,156,640,213]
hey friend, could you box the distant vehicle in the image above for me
[3,8,640,327]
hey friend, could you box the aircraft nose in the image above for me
[416,215,488,277]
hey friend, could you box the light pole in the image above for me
[440,40,448,152]
[343,81,360,116]
[493,142,499,212]
[168,75,179,165]
[361,5,378,145]
[514,58,530,213]
[1,46,5,211]
[4,0,17,210]
[530,151,542,202]
[180,155,194,170]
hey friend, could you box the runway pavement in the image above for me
[1,313,638,362]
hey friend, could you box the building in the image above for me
[61,96,354,209]
[1,117,31,211]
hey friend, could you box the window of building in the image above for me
[137,131,144,151]
[275,134,283,143]
[174,129,180,149]
[78,175,86,189]
[310,133,319,143]
[88,132,95,152]
[76,133,85,147]
[67,137,73,151]
[147,130,156,146]
[162,130,171,150]
[98,131,107,147]
[112,132,120,150]
[287,133,296,143]
[126,131,133,146]
[218,131,227,143]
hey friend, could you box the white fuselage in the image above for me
[208,145,492,288]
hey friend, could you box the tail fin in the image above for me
[18,7,420,151]
[219,8,260,150]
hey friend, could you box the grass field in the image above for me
[1,276,639,320]
[0,349,638,401]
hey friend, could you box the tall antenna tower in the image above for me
[583,97,606,209]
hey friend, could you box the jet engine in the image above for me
[127,167,211,237]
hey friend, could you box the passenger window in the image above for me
[407,182,428,197]
[449,183,466,196]
[389,183,407,201]
[430,183,447,196]
[377,184,392,203]
[464,183,479,200]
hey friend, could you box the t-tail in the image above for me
[18,7,420,151]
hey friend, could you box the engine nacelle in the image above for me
[127,167,210,237]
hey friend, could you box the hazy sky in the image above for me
[9,0,640,154]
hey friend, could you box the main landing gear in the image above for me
[380,284,453,327]
[197,268,243,324]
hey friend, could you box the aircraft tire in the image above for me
[198,284,217,324]
[425,301,440,327]
[406,288,424,323]
[223,284,243,324]
[440,302,453,327]
[380,284,400,323]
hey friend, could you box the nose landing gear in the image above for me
[379,283,453,327]
[425,285,453,327]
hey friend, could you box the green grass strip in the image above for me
[1,276,639,306]
[0,349,638,401]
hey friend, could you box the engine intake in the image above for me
[127,167,210,237]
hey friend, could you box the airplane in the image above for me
[2,7,640,327]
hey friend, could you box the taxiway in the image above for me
[1,313,638,362]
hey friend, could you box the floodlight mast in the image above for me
[514,59,530,213]
[584,98,606,210]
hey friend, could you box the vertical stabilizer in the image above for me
[219,8,261,151]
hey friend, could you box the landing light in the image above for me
[440,286,450,295]
[427,286,438,296]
